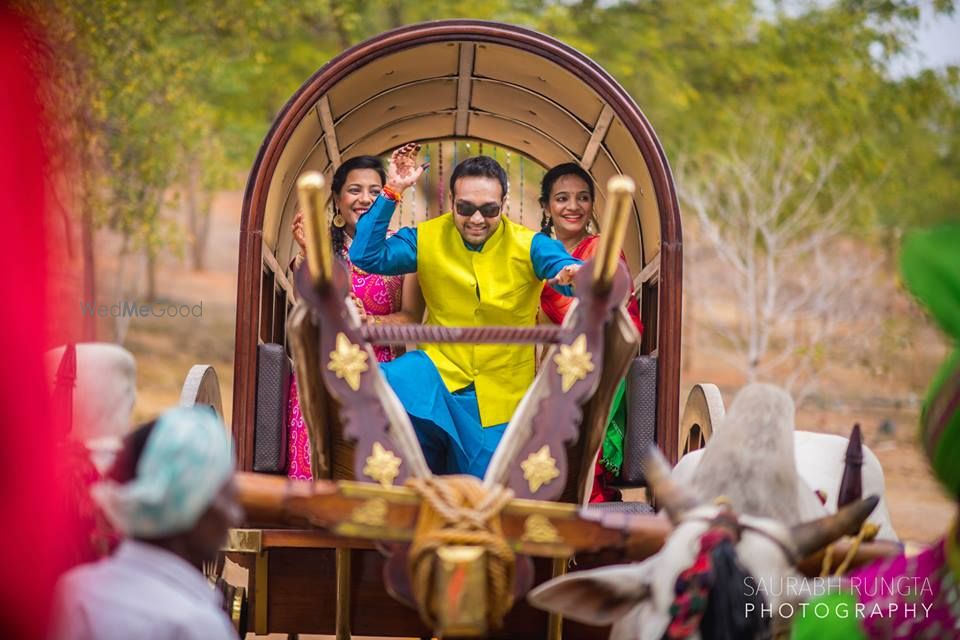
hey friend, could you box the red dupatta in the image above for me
[540,235,643,333]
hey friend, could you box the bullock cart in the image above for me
[182,20,730,639]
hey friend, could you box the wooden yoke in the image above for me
[237,473,670,561]
[234,473,899,581]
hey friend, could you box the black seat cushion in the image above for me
[253,343,291,473]
[584,501,655,514]
[618,355,658,487]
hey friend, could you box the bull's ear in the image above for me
[527,565,650,626]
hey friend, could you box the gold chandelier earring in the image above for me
[332,209,346,228]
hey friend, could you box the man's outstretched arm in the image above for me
[531,233,581,297]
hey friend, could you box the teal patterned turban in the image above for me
[92,406,235,537]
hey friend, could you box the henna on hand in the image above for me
[385,142,428,194]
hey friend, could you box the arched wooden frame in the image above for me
[234,20,683,471]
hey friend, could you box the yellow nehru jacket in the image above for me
[416,213,543,427]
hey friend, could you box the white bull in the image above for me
[529,384,880,640]
[671,387,897,541]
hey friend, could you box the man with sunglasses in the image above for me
[350,143,581,477]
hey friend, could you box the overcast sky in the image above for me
[751,0,960,76]
[892,4,960,76]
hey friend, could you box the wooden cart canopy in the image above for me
[249,20,680,281]
[236,21,683,466]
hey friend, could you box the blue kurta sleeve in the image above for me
[530,232,581,297]
[348,194,418,275]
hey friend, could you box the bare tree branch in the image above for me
[678,124,881,398]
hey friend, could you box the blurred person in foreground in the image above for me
[48,343,138,565]
[49,406,242,640]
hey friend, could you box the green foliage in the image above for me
[30,0,960,260]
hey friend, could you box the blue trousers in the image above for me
[380,350,507,478]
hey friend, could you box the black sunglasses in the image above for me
[454,201,502,218]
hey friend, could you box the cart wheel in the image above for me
[228,585,248,636]
[179,364,224,419]
[204,551,248,635]
[678,384,724,458]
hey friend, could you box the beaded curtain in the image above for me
[384,140,547,232]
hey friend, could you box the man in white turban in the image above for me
[45,343,137,472]
[48,343,139,564]
[49,406,242,640]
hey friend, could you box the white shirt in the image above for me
[49,540,237,640]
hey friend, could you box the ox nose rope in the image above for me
[406,476,516,631]
[664,508,772,640]
[819,521,880,577]
[664,509,741,639]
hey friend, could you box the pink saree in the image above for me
[286,251,404,480]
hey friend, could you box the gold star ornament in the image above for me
[328,332,368,391]
[350,497,389,527]
[522,514,562,544]
[553,333,594,392]
[520,445,560,493]
[363,442,402,487]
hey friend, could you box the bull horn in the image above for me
[789,494,879,559]
[836,423,863,508]
[643,446,700,524]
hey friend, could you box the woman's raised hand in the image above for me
[385,142,428,194]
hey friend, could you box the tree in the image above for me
[677,125,881,398]
[24,0,958,347]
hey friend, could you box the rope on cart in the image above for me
[820,522,880,577]
[406,476,516,631]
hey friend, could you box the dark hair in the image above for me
[539,163,595,235]
[449,155,508,202]
[108,420,158,483]
[329,156,386,256]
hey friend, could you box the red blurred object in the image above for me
[0,6,71,637]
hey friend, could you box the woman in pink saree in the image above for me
[286,156,424,479]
